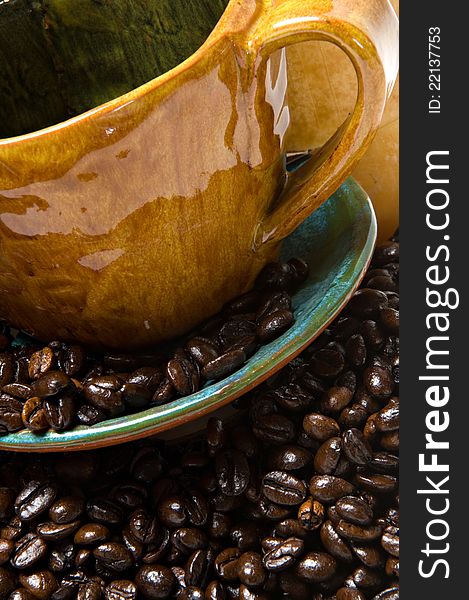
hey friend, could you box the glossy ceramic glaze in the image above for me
[0,178,377,452]
[0,0,398,349]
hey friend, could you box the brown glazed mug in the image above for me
[0,0,398,350]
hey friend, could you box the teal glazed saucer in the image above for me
[0,178,376,452]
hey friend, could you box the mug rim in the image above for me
[0,0,238,146]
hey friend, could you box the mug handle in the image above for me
[248,0,399,248]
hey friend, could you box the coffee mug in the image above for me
[0,0,398,349]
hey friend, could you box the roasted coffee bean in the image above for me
[202,350,246,381]
[76,404,106,426]
[345,335,367,369]
[320,386,353,415]
[369,452,399,474]
[371,588,399,600]
[262,472,306,506]
[255,291,292,322]
[184,549,209,588]
[352,566,383,590]
[302,413,340,442]
[255,262,294,290]
[252,414,295,444]
[335,496,373,526]
[214,548,240,582]
[121,383,152,410]
[49,496,84,524]
[37,520,80,541]
[151,379,175,406]
[0,354,14,388]
[48,542,75,574]
[83,375,125,416]
[335,520,382,543]
[129,508,159,545]
[205,580,226,600]
[230,523,261,552]
[374,398,399,432]
[320,521,354,563]
[263,538,304,572]
[314,438,342,475]
[373,242,399,266]
[73,523,110,547]
[237,552,265,587]
[309,349,344,378]
[269,445,313,471]
[348,290,388,319]
[0,539,13,566]
[351,543,385,569]
[15,481,58,521]
[2,383,32,401]
[336,588,366,600]
[219,321,257,350]
[167,358,200,396]
[208,513,231,540]
[257,310,294,343]
[385,557,399,578]
[8,590,36,600]
[135,565,175,599]
[338,404,368,430]
[187,338,220,367]
[380,430,399,452]
[93,543,133,572]
[31,372,72,398]
[28,348,55,380]
[0,394,23,433]
[275,519,308,539]
[354,473,397,495]
[22,397,49,432]
[381,528,399,557]
[44,395,75,431]
[11,534,48,570]
[61,346,86,377]
[309,476,354,504]
[18,571,58,599]
[171,528,208,554]
[298,498,325,530]
[104,579,137,600]
[363,367,394,399]
[341,429,372,466]
[295,552,337,583]
[0,566,16,599]
[86,498,123,525]
[215,450,250,497]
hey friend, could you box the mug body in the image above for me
[0,37,288,349]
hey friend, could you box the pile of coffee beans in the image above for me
[0,240,399,599]
[0,258,308,436]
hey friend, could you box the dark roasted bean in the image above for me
[135,565,175,599]
[375,397,399,432]
[320,386,353,414]
[0,539,13,566]
[49,496,84,524]
[44,395,75,431]
[309,476,354,504]
[309,349,344,378]
[256,310,294,343]
[0,354,14,388]
[104,580,137,600]
[167,358,199,396]
[32,372,72,398]
[335,496,373,526]
[76,404,106,426]
[0,566,16,599]
[214,548,240,582]
[385,557,399,578]
[352,566,383,589]
[255,291,292,322]
[129,508,160,545]
[314,438,342,475]
[121,383,152,409]
[186,338,220,367]
[336,588,366,600]
[93,543,133,572]
[8,590,36,600]
[36,520,80,541]
[215,450,250,497]
[237,552,265,587]
[255,262,295,290]
[351,543,385,569]
[171,528,208,554]
[74,524,110,546]
[320,521,353,563]
[230,523,260,552]
[302,413,340,442]
[371,588,399,600]
[86,498,123,525]
[348,290,388,319]
[18,571,58,599]
[354,473,397,494]
[28,348,55,380]
[269,445,313,471]
[11,534,48,570]
[335,520,382,542]
[345,335,367,368]
[202,350,246,381]
[22,397,49,432]
[295,552,337,582]
[262,471,306,506]
[84,375,125,416]
[15,481,57,521]
[0,394,23,433]
[2,383,32,401]
[263,538,304,572]
[298,498,324,530]
[341,429,372,466]
[204,580,226,600]
[252,414,295,444]
[381,528,399,557]
[363,366,394,399]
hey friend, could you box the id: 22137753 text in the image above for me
[428,27,441,114]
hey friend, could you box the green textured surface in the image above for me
[0,0,229,138]
[0,178,377,452]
